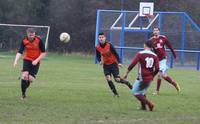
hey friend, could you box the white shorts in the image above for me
[132,80,150,95]
[159,59,168,74]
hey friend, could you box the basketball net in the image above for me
[144,14,154,23]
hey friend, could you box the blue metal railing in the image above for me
[95,10,101,64]
[95,9,200,70]
[115,46,200,70]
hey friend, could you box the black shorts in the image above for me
[22,59,40,78]
[103,63,119,78]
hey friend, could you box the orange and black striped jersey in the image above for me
[96,42,120,65]
[18,36,45,61]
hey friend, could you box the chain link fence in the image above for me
[95,10,200,70]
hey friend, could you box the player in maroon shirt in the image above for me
[96,33,132,97]
[124,41,159,111]
[150,27,180,95]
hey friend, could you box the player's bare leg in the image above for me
[28,75,35,88]
[106,75,119,97]
[20,72,36,100]
[153,73,162,95]
[114,76,132,89]
[162,73,180,93]
[135,94,154,111]
[140,94,147,110]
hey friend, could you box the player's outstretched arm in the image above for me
[124,53,140,79]
[95,49,103,65]
[110,43,121,63]
[13,40,25,68]
[32,52,46,65]
[32,39,46,65]
[165,39,176,59]
[13,53,22,68]
[123,69,130,79]
[153,57,160,77]
[118,63,123,68]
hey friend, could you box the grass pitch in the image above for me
[0,53,200,124]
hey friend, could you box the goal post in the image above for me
[0,23,50,52]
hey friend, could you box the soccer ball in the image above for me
[59,32,70,43]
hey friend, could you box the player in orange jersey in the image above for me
[96,33,132,97]
[13,28,46,100]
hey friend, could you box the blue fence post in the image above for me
[120,11,126,63]
[197,52,200,70]
[159,13,163,32]
[95,10,101,64]
[170,53,174,68]
[181,13,185,65]
[109,29,113,44]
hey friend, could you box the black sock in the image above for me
[107,80,118,95]
[119,78,132,89]
[21,79,27,96]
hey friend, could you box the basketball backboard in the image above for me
[139,2,154,16]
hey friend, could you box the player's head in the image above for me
[144,40,152,50]
[98,32,106,44]
[26,28,36,41]
[153,27,160,36]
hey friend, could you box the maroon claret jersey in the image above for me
[128,50,159,83]
[150,35,176,61]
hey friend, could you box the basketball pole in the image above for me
[120,0,124,10]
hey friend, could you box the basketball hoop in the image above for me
[139,2,154,17]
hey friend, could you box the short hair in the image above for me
[98,32,105,36]
[144,40,152,48]
[26,28,36,33]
